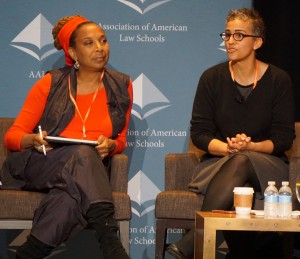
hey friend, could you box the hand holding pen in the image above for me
[38,125,47,156]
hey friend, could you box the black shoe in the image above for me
[166,244,186,259]
[87,202,130,259]
[16,235,53,259]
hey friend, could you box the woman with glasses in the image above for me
[166,8,295,259]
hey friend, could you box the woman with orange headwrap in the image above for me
[1,15,132,259]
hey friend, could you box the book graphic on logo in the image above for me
[10,14,57,61]
[118,0,171,14]
[132,73,171,120]
[129,170,161,217]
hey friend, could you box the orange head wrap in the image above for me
[58,16,90,66]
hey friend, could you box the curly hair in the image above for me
[52,14,83,50]
[226,8,265,41]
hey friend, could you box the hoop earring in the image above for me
[74,61,79,69]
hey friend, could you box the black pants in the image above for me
[23,145,113,247]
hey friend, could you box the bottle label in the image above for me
[264,195,278,203]
[278,195,292,203]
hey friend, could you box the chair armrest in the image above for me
[289,157,300,210]
[165,153,199,191]
[110,154,128,193]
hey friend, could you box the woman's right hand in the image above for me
[32,131,52,153]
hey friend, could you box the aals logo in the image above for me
[10,14,57,61]
[132,73,171,120]
[118,0,171,14]
[128,170,161,217]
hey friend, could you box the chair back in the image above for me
[0,118,14,168]
[285,122,300,159]
[188,138,205,160]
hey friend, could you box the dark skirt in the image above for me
[188,151,289,199]
[1,145,112,246]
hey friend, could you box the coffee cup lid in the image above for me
[233,187,254,194]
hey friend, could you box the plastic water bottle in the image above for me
[264,181,278,218]
[278,181,292,218]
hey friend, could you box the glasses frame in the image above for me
[220,32,260,41]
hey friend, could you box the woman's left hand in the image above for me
[95,135,116,159]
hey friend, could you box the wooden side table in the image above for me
[195,211,299,259]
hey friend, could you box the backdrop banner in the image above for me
[0,0,251,258]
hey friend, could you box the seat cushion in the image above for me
[155,190,264,219]
[155,191,204,219]
[0,190,131,221]
[0,190,45,219]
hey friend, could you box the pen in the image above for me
[38,125,46,156]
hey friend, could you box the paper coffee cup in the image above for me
[233,187,254,215]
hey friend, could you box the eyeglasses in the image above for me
[220,32,260,41]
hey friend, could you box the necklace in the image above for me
[68,68,105,138]
[229,60,259,89]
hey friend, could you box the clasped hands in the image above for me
[33,132,115,159]
[227,133,251,154]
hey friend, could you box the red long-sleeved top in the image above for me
[5,73,133,154]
